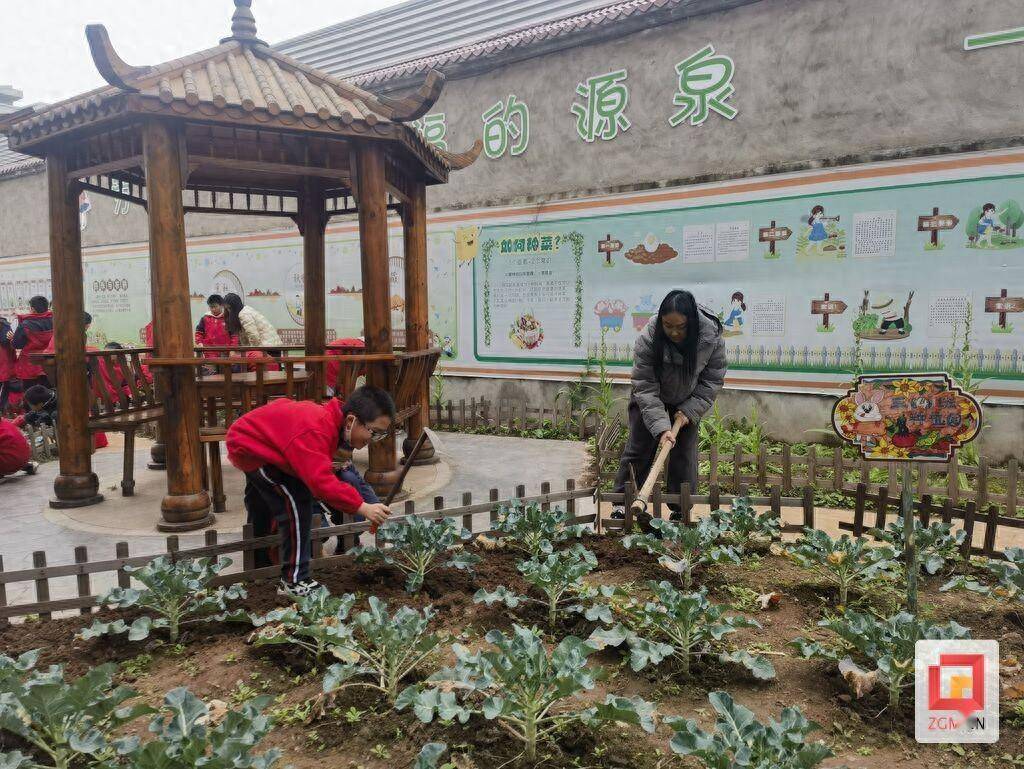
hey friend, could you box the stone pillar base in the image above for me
[51,473,104,509]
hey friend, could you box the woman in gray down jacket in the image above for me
[613,289,727,519]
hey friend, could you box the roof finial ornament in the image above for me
[221,0,266,45]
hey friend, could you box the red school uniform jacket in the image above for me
[12,310,53,380]
[0,317,16,382]
[194,313,238,358]
[0,418,30,475]
[225,397,363,514]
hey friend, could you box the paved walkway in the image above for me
[1,432,591,612]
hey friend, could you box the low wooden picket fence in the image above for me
[603,478,1016,562]
[592,417,1024,517]
[5,467,1022,626]
[0,479,590,625]
[430,397,599,438]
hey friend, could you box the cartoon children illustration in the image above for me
[806,205,842,254]
[723,291,746,333]
[975,202,1004,249]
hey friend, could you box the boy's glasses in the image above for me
[368,427,390,443]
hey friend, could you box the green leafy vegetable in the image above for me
[397,625,655,762]
[111,687,282,768]
[490,500,587,558]
[943,546,1024,600]
[622,517,739,590]
[586,581,774,680]
[787,529,899,606]
[792,610,970,712]
[474,544,596,627]
[322,596,442,704]
[0,649,153,769]
[709,496,781,552]
[350,516,480,593]
[666,690,833,769]
[78,556,246,643]
[870,517,966,575]
[248,587,354,667]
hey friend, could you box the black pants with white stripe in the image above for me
[244,466,314,584]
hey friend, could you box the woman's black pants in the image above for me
[613,399,699,509]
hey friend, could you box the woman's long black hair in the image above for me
[224,293,244,338]
[653,290,700,379]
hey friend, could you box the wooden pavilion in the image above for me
[0,0,478,529]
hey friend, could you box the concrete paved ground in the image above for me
[1,431,592,613]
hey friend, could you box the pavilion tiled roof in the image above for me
[1,1,479,178]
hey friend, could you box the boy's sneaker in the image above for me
[277,579,325,598]
[22,462,38,476]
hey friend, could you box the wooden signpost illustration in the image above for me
[832,373,982,612]
[758,219,792,257]
[810,292,847,329]
[917,207,959,248]
[598,234,623,267]
[984,288,1024,331]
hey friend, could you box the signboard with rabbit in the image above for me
[831,373,982,462]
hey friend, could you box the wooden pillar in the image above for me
[355,143,399,495]
[401,179,436,465]
[300,179,327,399]
[47,153,102,508]
[143,119,212,530]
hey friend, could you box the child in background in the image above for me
[0,418,34,482]
[12,296,53,388]
[226,385,393,596]
[15,385,108,449]
[0,315,16,415]
[194,295,238,359]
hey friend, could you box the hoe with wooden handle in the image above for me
[629,411,686,530]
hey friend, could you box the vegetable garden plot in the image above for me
[2,501,1024,768]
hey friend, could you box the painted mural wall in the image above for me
[2,148,1023,400]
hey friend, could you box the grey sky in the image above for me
[1,1,406,106]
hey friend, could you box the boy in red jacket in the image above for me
[226,385,393,597]
[12,296,53,388]
[194,295,238,359]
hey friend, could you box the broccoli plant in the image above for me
[587,581,774,680]
[0,650,153,769]
[870,517,966,575]
[709,496,781,553]
[666,690,834,769]
[78,556,246,644]
[350,515,480,593]
[943,546,1024,603]
[248,587,354,667]
[792,610,970,713]
[787,529,900,606]
[321,596,442,704]
[490,500,587,558]
[396,625,656,762]
[112,687,283,769]
[474,545,596,627]
[622,517,739,590]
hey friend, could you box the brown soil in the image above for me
[2,534,1022,768]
